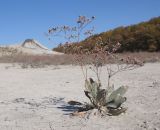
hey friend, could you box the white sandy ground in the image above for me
[0,63,160,130]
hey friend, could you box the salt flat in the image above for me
[0,63,160,130]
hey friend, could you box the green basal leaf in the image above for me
[106,95,127,109]
[106,86,128,103]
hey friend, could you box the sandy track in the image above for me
[0,63,160,130]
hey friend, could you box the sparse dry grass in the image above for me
[117,52,160,63]
[0,54,74,68]
[0,52,160,68]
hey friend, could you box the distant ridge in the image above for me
[53,16,160,53]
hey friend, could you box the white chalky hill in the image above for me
[0,39,62,55]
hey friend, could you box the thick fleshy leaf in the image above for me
[108,107,127,116]
[106,86,128,103]
[85,80,92,92]
[106,95,127,109]
[84,78,100,106]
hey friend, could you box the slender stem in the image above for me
[108,74,111,88]
[80,65,86,80]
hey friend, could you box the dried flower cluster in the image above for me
[47,16,95,43]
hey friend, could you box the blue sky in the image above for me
[0,0,160,49]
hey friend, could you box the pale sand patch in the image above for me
[0,63,160,130]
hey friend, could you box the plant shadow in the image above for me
[57,101,85,115]
[57,104,82,115]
